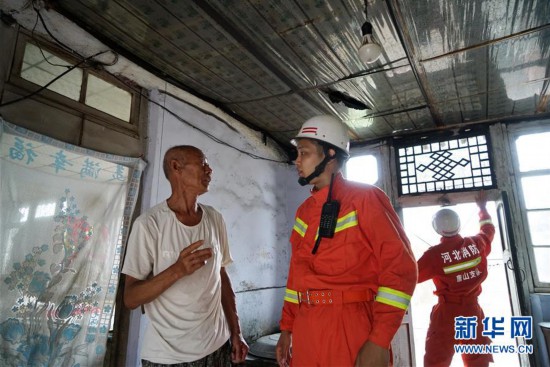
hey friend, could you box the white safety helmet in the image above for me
[432,208,461,237]
[291,115,350,157]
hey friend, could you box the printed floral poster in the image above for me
[0,119,145,366]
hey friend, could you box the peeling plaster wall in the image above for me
[124,90,309,364]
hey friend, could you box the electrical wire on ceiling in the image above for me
[143,89,288,164]
[31,8,72,68]
[229,56,409,108]
[31,0,118,68]
[0,0,119,108]
[0,1,288,164]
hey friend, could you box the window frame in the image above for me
[8,31,140,135]
[393,129,497,196]
[349,143,391,194]
[509,124,550,291]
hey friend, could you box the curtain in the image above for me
[0,118,145,366]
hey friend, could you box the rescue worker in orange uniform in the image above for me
[418,191,495,367]
[275,115,417,366]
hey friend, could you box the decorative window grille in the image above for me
[395,133,496,195]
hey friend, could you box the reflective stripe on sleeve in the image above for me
[293,217,308,237]
[375,286,412,310]
[284,288,299,304]
[335,210,358,233]
[313,210,359,240]
[443,256,481,274]
[479,219,493,226]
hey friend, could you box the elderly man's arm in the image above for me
[124,240,212,309]
[221,267,249,363]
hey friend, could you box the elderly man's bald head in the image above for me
[162,145,202,179]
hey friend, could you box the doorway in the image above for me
[403,201,520,367]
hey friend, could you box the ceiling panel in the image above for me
[13,0,540,152]
[459,95,487,123]
[399,0,550,60]
[406,107,435,130]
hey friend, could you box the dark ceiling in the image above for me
[52,0,550,151]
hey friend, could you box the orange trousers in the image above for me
[291,302,375,366]
[424,301,493,367]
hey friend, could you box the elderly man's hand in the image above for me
[276,331,292,367]
[355,341,389,367]
[230,333,249,364]
[174,240,212,277]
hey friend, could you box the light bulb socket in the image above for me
[361,21,374,36]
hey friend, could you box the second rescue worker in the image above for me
[276,115,417,366]
[417,191,495,367]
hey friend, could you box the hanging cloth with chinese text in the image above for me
[0,118,145,366]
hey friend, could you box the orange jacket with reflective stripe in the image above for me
[417,208,495,297]
[279,174,418,348]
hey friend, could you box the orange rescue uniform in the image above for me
[417,207,495,367]
[279,174,417,366]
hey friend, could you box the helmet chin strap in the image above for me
[298,155,335,186]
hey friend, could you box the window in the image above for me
[514,131,550,286]
[2,31,143,156]
[395,133,496,195]
[85,74,132,121]
[9,33,138,127]
[21,42,83,101]
[345,155,378,185]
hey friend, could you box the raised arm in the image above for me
[474,190,495,254]
[475,190,488,210]
[123,240,212,309]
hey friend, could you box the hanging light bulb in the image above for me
[358,21,382,64]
